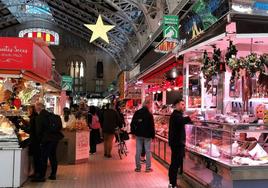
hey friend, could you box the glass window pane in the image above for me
[80,62,84,78]
[75,61,79,78]
[70,62,74,78]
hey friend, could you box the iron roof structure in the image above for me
[0,0,194,69]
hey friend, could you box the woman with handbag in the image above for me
[88,106,101,155]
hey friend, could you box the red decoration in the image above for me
[13,98,21,109]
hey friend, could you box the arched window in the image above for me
[67,56,86,93]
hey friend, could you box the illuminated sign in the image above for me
[19,28,59,45]
[155,38,178,53]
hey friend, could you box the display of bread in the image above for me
[0,116,14,135]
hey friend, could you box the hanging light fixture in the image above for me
[171,67,177,78]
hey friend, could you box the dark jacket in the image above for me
[168,110,191,147]
[35,109,63,143]
[130,107,155,139]
[101,108,121,134]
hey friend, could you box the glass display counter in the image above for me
[153,115,268,188]
[0,115,29,187]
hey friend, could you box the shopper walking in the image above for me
[101,103,121,158]
[168,99,196,188]
[33,102,63,182]
[88,106,101,154]
[131,100,155,172]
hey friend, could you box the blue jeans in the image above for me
[135,136,152,169]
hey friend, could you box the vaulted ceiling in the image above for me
[0,0,195,69]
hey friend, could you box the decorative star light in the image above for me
[84,15,115,44]
[3,79,15,92]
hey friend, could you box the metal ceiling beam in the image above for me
[132,0,194,63]
[52,16,122,54]
[102,0,139,31]
[53,18,122,68]
[74,0,136,35]
[103,0,146,35]
[44,0,130,42]
[0,14,17,25]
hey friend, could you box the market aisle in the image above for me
[24,138,191,188]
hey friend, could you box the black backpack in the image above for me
[48,112,63,132]
[130,109,144,134]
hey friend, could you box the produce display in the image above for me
[64,118,89,131]
[154,114,170,138]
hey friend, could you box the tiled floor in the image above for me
[24,139,191,188]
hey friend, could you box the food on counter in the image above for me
[65,118,89,131]
[232,156,268,165]
[248,143,268,159]
[0,116,19,148]
[154,114,169,138]
[18,129,29,141]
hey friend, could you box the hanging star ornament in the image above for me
[84,15,115,44]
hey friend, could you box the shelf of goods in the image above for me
[153,115,268,188]
[0,115,29,188]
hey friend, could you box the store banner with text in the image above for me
[125,85,141,99]
[61,76,73,91]
[163,15,179,39]
[0,37,33,70]
[0,37,53,81]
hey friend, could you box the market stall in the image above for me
[0,37,53,187]
[150,0,268,187]
[57,117,89,164]
[44,69,62,114]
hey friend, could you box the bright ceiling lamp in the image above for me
[167,88,172,92]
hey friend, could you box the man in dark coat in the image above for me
[131,100,155,173]
[168,99,195,188]
[33,102,63,182]
[101,103,121,158]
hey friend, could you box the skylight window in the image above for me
[2,0,53,22]
[25,4,52,15]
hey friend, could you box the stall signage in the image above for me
[125,85,141,99]
[180,0,229,42]
[61,76,73,91]
[163,15,179,39]
[0,38,33,69]
[75,131,89,161]
[155,38,178,53]
[118,71,126,99]
[255,2,268,10]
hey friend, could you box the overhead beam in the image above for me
[132,0,194,63]
[45,0,130,42]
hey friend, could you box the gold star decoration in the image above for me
[84,15,115,44]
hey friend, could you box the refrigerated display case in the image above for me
[153,117,268,188]
[0,115,29,187]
